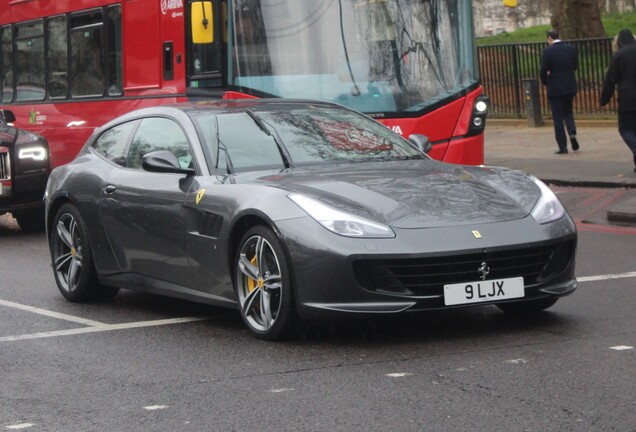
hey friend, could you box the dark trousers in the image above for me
[548,94,577,151]
[618,111,636,166]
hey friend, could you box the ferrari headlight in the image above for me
[18,146,48,161]
[288,194,395,238]
[530,176,565,224]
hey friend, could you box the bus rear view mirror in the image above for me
[191,1,214,44]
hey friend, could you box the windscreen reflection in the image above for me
[229,0,478,114]
[191,107,425,171]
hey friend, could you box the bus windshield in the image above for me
[229,0,478,115]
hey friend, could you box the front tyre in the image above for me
[235,225,298,340]
[50,203,119,302]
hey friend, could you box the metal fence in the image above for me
[478,37,618,118]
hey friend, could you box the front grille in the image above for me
[0,149,9,180]
[354,241,575,297]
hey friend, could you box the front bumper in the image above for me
[276,214,577,321]
[0,170,49,214]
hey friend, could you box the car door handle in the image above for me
[103,184,117,194]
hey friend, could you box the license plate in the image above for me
[444,277,524,306]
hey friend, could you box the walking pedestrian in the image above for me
[600,28,636,172]
[540,30,580,154]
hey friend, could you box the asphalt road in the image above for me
[1,187,635,432]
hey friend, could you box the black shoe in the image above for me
[555,149,568,154]
[571,137,579,151]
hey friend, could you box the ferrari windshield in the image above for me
[190,105,425,171]
[229,0,478,115]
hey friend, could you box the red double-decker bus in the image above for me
[1,0,487,169]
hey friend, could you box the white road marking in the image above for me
[269,388,294,393]
[0,299,105,326]
[5,424,35,430]
[144,405,169,411]
[0,317,209,343]
[385,372,412,378]
[577,271,636,283]
[504,359,528,364]
[609,345,634,351]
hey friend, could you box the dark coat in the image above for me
[540,41,578,97]
[600,29,636,112]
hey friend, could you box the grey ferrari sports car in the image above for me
[45,99,577,340]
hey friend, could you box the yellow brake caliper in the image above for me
[247,256,258,293]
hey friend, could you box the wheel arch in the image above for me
[227,211,297,292]
[46,194,75,241]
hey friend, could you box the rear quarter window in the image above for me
[92,120,137,166]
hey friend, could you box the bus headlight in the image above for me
[475,99,488,114]
[18,146,48,161]
[467,95,489,136]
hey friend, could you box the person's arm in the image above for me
[600,54,619,106]
[539,50,549,86]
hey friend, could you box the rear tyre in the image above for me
[50,203,119,302]
[496,297,558,313]
[234,225,298,340]
[14,208,45,232]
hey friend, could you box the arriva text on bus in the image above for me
[161,0,184,15]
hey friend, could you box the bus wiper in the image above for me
[245,109,292,168]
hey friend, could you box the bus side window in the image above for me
[47,16,69,99]
[1,26,13,103]
[70,11,105,97]
[15,21,45,102]
[106,5,123,96]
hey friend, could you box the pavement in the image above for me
[485,118,636,223]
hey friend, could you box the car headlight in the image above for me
[18,146,48,161]
[288,194,395,238]
[530,176,565,224]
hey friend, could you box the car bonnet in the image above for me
[244,160,541,229]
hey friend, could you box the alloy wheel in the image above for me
[52,212,84,293]
[236,234,283,333]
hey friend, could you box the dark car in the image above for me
[45,100,577,340]
[1,109,50,231]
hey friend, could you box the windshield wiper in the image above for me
[245,109,292,169]
[214,117,234,174]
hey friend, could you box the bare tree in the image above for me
[551,0,606,38]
